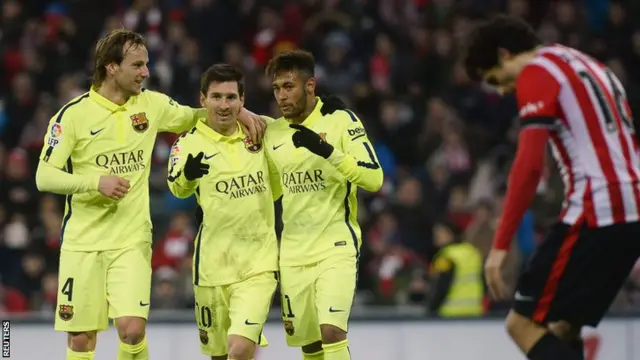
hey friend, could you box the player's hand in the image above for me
[289,124,334,159]
[319,94,347,115]
[184,152,210,181]
[484,248,509,300]
[98,175,130,200]
[238,107,266,145]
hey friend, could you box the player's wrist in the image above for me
[492,241,510,251]
[180,169,199,184]
[90,174,103,191]
[326,148,346,166]
[317,143,334,159]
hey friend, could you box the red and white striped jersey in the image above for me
[516,44,640,228]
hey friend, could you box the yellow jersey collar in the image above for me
[291,97,323,127]
[89,87,137,112]
[196,120,245,142]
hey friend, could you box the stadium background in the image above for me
[1,0,640,358]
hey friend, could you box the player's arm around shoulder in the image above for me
[167,130,208,198]
[36,94,102,195]
[325,110,384,192]
[145,90,207,134]
[263,116,284,201]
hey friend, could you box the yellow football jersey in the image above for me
[263,97,383,266]
[167,120,279,286]
[38,88,205,251]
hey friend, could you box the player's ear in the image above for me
[106,63,117,76]
[199,93,206,108]
[306,77,316,95]
[239,94,245,107]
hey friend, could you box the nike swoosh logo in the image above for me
[204,153,220,160]
[139,301,150,306]
[273,143,284,150]
[329,307,344,313]
[90,128,105,136]
[245,319,259,325]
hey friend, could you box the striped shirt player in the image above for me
[464,16,640,360]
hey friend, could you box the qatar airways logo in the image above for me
[282,169,327,194]
[95,150,147,175]
[519,101,545,118]
[215,171,267,199]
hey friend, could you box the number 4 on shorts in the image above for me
[61,277,74,302]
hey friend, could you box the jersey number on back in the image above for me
[578,69,634,134]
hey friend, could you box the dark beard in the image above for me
[286,92,308,119]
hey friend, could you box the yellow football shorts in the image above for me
[54,240,152,332]
[279,253,358,346]
[194,271,277,357]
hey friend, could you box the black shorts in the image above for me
[513,221,640,327]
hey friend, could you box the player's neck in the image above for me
[289,97,318,124]
[208,118,237,137]
[95,81,130,106]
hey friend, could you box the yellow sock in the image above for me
[67,348,95,360]
[323,340,350,360]
[303,349,325,360]
[117,336,149,360]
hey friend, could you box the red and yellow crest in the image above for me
[243,136,262,153]
[283,320,295,335]
[58,305,74,321]
[199,329,209,344]
[130,112,149,133]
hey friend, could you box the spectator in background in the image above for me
[151,212,194,271]
[0,280,28,314]
[151,267,189,310]
[428,219,484,317]
[1,149,38,220]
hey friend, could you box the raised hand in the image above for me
[184,152,210,181]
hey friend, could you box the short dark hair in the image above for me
[463,15,541,82]
[265,50,315,79]
[200,63,244,96]
[92,29,147,87]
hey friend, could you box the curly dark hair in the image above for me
[463,15,541,82]
[265,49,315,79]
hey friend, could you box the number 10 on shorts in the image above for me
[281,295,294,318]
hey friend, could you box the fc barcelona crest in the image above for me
[283,320,295,335]
[59,304,74,321]
[199,329,209,344]
[130,112,149,133]
[243,136,262,153]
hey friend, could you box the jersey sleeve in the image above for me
[150,91,207,133]
[36,109,101,194]
[40,112,77,168]
[493,64,557,250]
[167,134,199,198]
[516,63,561,129]
[36,161,100,194]
[325,110,384,192]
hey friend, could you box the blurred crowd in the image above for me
[2,0,640,315]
